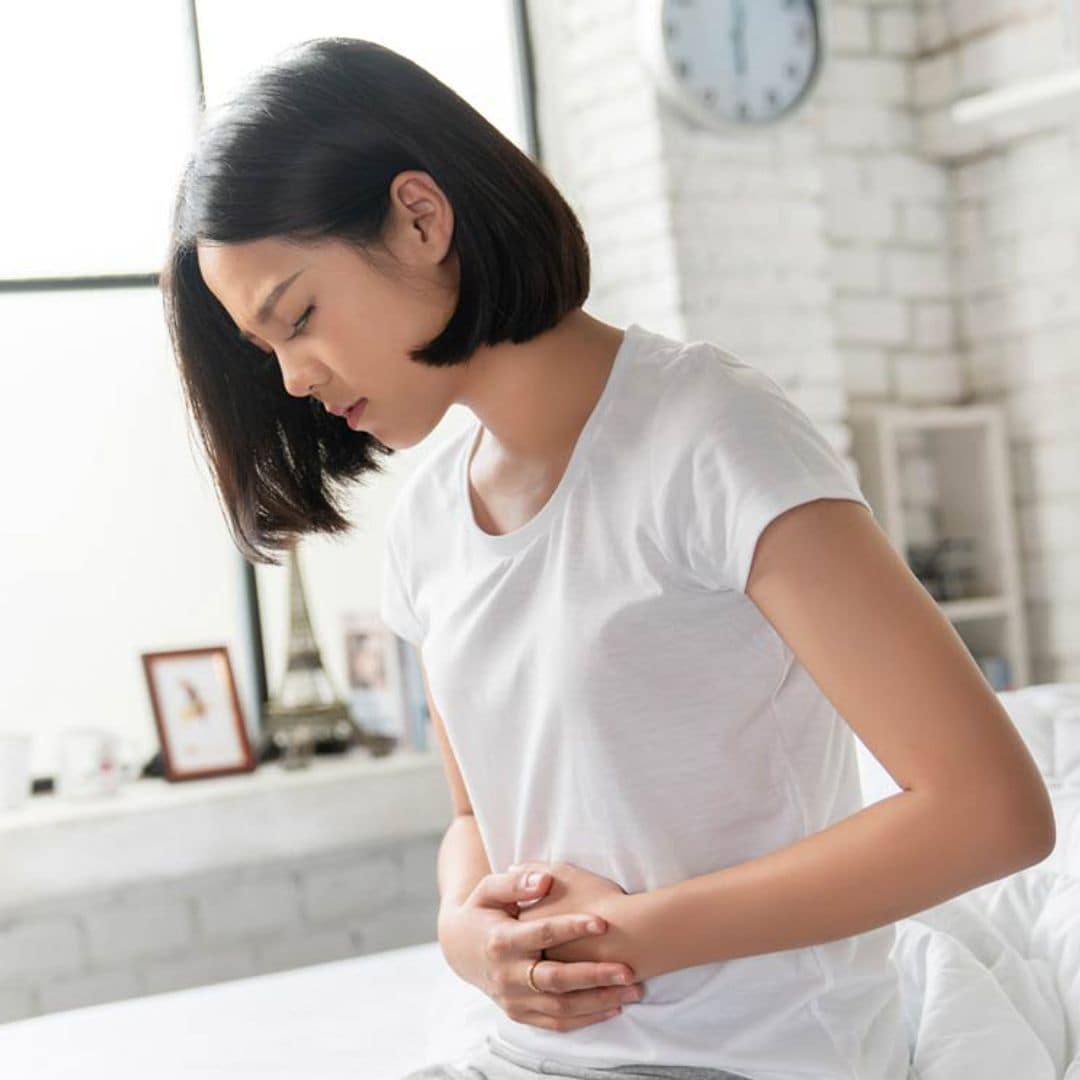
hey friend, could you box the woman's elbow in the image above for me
[1003,786,1057,868]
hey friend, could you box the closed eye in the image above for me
[287,305,315,341]
[238,305,313,366]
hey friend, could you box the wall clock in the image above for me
[636,0,826,132]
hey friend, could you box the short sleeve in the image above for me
[662,361,874,595]
[379,522,425,648]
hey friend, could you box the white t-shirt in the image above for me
[380,323,913,1080]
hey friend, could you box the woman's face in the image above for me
[195,171,462,449]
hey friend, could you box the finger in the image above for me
[530,957,639,994]
[512,1004,623,1032]
[511,914,612,958]
[527,975,644,1017]
[533,984,635,1015]
[542,960,640,993]
[472,869,552,909]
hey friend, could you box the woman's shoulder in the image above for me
[632,329,790,453]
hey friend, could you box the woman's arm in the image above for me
[437,811,492,910]
[580,773,1051,982]
[417,656,494,911]
[532,498,1055,980]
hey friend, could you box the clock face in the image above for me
[648,0,822,128]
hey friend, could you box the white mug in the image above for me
[0,733,33,811]
[56,728,140,800]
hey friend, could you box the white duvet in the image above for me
[863,683,1080,1080]
[894,869,1080,1080]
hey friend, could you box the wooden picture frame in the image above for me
[342,611,409,743]
[140,646,256,782]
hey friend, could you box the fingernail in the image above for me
[525,872,545,887]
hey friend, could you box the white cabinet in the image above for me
[849,403,1030,690]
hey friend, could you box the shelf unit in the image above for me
[849,403,1031,691]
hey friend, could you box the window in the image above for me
[1,0,534,783]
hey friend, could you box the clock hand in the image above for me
[731,0,747,77]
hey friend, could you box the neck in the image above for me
[455,309,626,468]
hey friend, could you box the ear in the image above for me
[387,170,455,261]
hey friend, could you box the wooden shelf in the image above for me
[939,595,1013,621]
[850,404,1030,690]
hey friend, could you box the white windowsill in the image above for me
[2,748,452,912]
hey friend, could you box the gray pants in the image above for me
[401,1033,755,1080]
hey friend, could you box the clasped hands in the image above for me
[439,857,649,1032]
[508,859,639,969]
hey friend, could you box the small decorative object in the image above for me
[906,540,943,598]
[907,536,979,601]
[141,646,256,782]
[937,537,979,601]
[343,612,407,746]
[636,0,825,132]
[261,544,394,768]
[55,728,142,800]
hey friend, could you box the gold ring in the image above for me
[526,957,543,993]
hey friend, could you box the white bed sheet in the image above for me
[0,938,465,1080]
[2,684,1079,1080]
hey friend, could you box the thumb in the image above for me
[472,867,551,910]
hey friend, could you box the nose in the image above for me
[276,348,323,399]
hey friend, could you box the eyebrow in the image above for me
[236,269,305,342]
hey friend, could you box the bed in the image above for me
[2,683,1078,1080]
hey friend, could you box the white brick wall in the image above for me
[822,3,964,420]
[936,0,1080,681]
[832,5,874,52]
[0,834,441,1025]
[528,0,1078,679]
[864,2,1080,680]
[875,8,921,57]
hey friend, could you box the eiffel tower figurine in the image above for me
[261,543,396,768]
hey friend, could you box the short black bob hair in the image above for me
[161,36,590,566]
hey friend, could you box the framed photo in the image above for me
[342,612,408,742]
[140,646,256,781]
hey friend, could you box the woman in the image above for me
[161,37,1056,1080]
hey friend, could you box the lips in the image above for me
[345,398,368,429]
[324,397,363,418]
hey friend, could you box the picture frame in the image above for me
[140,646,257,782]
[342,612,409,744]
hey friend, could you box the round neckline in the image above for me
[458,323,642,558]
